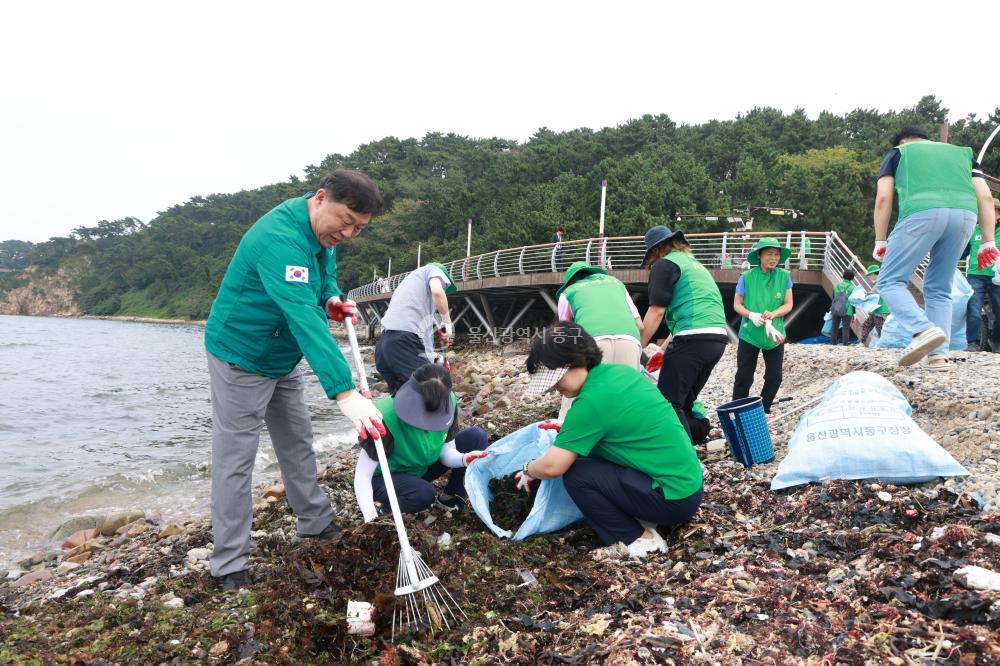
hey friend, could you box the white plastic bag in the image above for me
[771,371,968,490]
[873,270,973,351]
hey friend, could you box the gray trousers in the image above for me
[207,352,335,577]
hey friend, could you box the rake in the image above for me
[340,305,467,640]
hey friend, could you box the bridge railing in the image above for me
[348,231,832,300]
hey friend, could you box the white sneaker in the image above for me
[899,326,946,367]
[626,528,666,559]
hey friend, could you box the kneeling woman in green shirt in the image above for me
[354,364,488,520]
[515,322,704,558]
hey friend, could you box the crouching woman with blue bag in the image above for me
[514,322,704,559]
[354,364,488,520]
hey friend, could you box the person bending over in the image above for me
[354,363,488,519]
[515,322,703,559]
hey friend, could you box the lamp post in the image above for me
[598,179,607,267]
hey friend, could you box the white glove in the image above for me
[977,240,999,272]
[765,320,785,345]
[441,321,455,344]
[439,440,489,468]
[748,312,766,327]
[873,240,887,261]
[336,391,385,440]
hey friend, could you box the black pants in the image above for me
[657,336,727,441]
[830,315,852,345]
[563,457,703,546]
[732,338,784,412]
[861,314,885,345]
[375,329,431,395]
[371,427,487,514]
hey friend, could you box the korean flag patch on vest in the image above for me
[285,266,309,283]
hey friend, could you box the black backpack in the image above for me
[831,288,849,317]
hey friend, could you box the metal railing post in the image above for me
[585,239,592,264]
[494,251,499,277]
[720,233,728,268]
[476,255,482,280]
[518,247,525,275]
[784,232,792,269]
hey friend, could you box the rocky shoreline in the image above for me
[2,342,999,663]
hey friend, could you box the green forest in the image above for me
[2,96,998,319]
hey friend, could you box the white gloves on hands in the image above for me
[873,241,887,261]
[748,312,766,327]
[336,391,385,440]
[765,320,785,344]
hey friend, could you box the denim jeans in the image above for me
[965,274,1000,346]
[876,208,976,356]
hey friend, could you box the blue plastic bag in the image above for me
[771,371,968,490]
[873,270,973,351]
[848,285,882,313]
[464,423,583,540]
[821,312,832,337]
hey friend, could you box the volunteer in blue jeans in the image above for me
[872,126,998,369]
[965,197,1000,352]
[515,322,703,559]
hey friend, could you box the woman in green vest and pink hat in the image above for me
[554,261,643,422]
[732,237,794,413]
[639,225,728,441]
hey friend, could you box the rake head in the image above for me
[392,549,467,642]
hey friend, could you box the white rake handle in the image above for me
[341,314,429,594]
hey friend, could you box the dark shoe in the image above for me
[967,342,983,352]
[293,520,342,543]
[435,492,469,513]
[216,569,251,592]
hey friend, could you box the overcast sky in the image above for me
[1,0,996,243]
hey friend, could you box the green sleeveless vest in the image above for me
[895,140,977,220]
[738,267,789,351]
[564,274,640,340]
[373,395,454,478]
[661,250,727,334]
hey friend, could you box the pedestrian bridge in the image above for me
[347,231,922,343]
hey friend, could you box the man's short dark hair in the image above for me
[319,169,384,216]
[526,321,603,373]
[891,126,929,148]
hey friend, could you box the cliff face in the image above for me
[0,257,88,316]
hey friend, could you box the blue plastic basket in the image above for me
[716,396,775,466]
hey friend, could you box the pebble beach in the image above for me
[1,341,998,663]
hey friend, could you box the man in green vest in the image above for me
[964,197,1000,352]
[872,126,997,369]
[639,225,728,440]
[732,238,793,413]
[553,261,643,422]
[204,169,386,591]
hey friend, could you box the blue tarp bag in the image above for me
[464,423,583,540]
[771,371,968,490]
[848,285,882,313]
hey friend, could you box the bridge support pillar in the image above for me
[464,296,498,343]
[538,289,558,314]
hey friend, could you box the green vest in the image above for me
[895,140,977,220]
[738,267,789,351]
[968,226,995,277]
[661,250,727,334]
[564,274,640,340]
[832,279,855,316]
[373,395,454,478]
[873,296,890,316]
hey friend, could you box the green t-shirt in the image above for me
[553,364,702,500]
[968,226,996,278]
[832,279,855,316]
[374,395,455,478]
